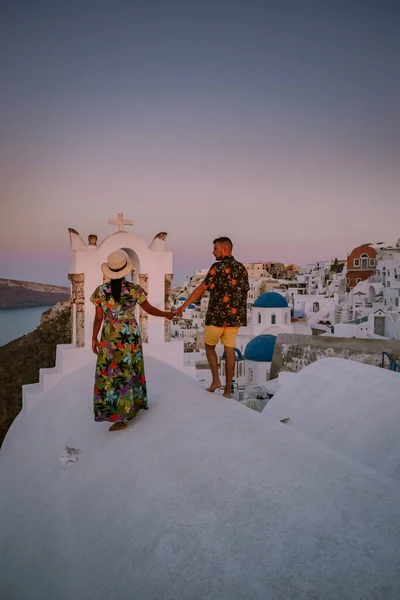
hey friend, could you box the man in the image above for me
[176,237,249,398]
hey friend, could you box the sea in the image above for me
[0,306,53,347]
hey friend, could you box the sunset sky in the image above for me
[1,0,399,285]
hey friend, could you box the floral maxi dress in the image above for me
[90,280,148,422]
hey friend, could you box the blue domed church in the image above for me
[209,292,296,390]
[244,334,277,383]
[236,292,293,348]
[252,292,291,331]
[235,291,296,384]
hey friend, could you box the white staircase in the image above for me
[22,344,95,413]
[307,299,335,326]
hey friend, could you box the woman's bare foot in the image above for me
[109,421,127,432]
[223,393,232,399]
[206,381,222,393]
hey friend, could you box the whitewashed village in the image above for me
[172,236,400,406]
[1,215,400,599]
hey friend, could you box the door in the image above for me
[374,316,385,336]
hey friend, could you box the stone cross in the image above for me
[108,213,133,232]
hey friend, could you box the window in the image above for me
[369,258,375,267]
[356,278,361,283]
[395,297,399,307]
[346,278,350,284]
[361,254,368,269]
[271,313,276,324]
[248,368,253,383]
[258,313,262,324]
[354,258,360,267]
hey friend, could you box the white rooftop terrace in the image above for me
[1,355,400,599]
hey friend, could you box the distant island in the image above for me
[0,278,70,308]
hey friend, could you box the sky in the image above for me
[1,0,399,285]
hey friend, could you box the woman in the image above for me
[91,249,174,431]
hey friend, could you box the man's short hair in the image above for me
[213,237,233,251]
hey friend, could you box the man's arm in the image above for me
[176,283,208,316]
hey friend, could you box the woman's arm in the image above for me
[92,306,104,354]
[140,299,175,320]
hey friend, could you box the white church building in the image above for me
[193,292,314,391]
[214,292,311,390]
[250,291,292,334]
[244,334,277,384]
[67,213,185,370]
[236,291,310,366]
[237,291,293,353]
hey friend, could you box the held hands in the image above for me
[92,339,99,355]
[175,305,185,317]
[165,311,177,321]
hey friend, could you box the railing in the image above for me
[381,352,400,372]
[348,316,369,325]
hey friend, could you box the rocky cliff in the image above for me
[0,278,70,308]
[0,302,72,448]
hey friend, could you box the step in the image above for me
[22,382,43,414]
[21,345,94,415]
[39,369,64,393]
[55,345,95,375]
[55,343,75,363]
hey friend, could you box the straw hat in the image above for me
[101,249,133,280]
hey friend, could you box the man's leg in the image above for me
[220,328,239,398]
[205,343,222,392]
[223,346,235,398]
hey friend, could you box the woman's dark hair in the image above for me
[110,278,123,302]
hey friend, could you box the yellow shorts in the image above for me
[204,325,239,348]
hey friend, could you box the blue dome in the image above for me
[244,335,276,362]
[178,296,186,301]
[253,292,288,309]
[188,304,196,309]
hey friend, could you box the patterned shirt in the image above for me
[203,256,249,327]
